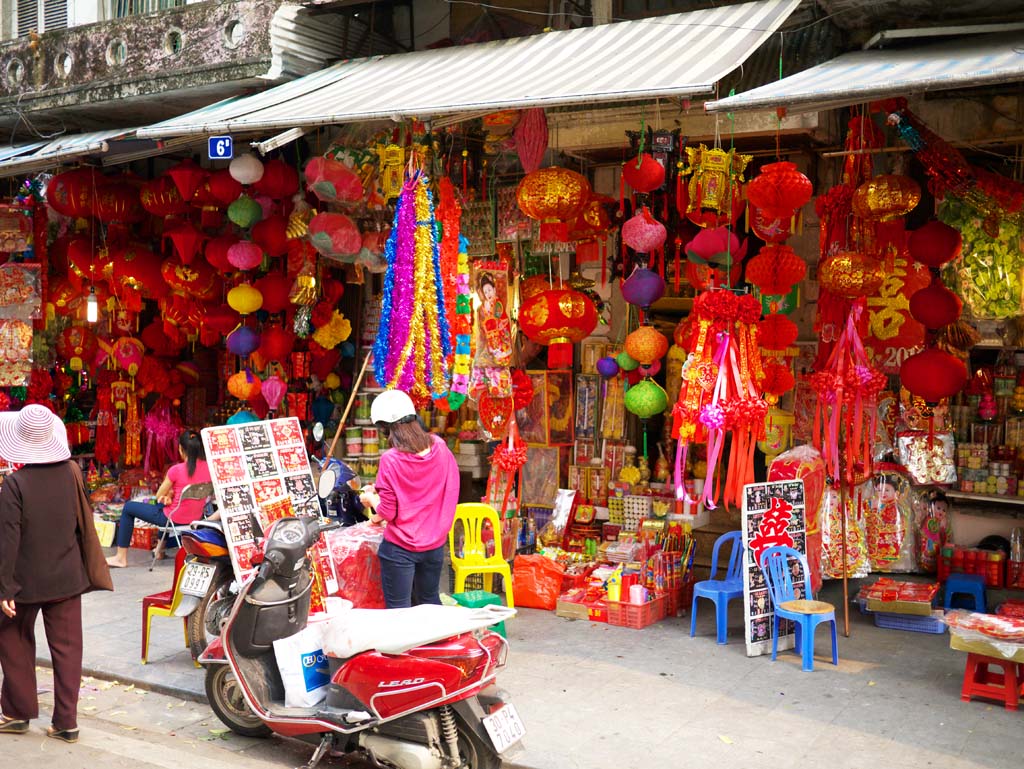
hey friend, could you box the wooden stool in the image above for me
[960,653,1020,710]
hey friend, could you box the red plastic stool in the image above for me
[960,653,1020,710]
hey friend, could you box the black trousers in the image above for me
[0,594,82,730]
[377,540,445,609]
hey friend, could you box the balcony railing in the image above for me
[112,0,185,18]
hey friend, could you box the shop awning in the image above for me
[0,128,137,178]
[136,0,800,139]
[705,31,1024,114]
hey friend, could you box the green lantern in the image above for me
[624,379,668,419]
[616,351,639,372]
[227,195,263,228]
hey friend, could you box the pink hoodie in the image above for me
[375,434,460,551]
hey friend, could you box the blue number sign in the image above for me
[208,136,233,160]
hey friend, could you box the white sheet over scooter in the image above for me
[321,604,516,658]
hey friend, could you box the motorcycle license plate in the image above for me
[179,563,217,597]
[482,703,525,754]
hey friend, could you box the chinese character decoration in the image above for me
[748,496,795,572]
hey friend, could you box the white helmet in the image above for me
[370,390,416,425]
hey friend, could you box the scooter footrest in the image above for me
[314,706,375,727]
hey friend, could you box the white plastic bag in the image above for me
[272,621,330,708]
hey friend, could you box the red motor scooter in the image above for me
[199,514,522,769]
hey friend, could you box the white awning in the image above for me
[0,128,137,178]
[706,31,1024,114]
[137,0,800,139]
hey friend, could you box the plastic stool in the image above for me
[452,590,507,638]
[961,653,1020,710]
[944,573,987,613]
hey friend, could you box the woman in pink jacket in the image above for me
[359,390,459,608]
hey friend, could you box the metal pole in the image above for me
[840,476,850,638]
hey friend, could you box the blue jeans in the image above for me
[377,540,446,609]
[115,500,168,549]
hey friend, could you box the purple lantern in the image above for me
[596,356,619,379]
[621,265,666,310]
[226,325,260,356]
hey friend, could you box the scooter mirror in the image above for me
[312,422,325,442]
[318,467,337,499]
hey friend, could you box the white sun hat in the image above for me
[0,405,71,464]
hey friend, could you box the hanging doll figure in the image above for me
[916,489,949,574]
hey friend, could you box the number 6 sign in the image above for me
[208,136,233,160]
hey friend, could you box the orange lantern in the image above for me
[227,370,263,401]
[819,251,885,299]
[851,174,921,221]
[518,288,598,368]
[624,326,669,366]
[516,167,591,242]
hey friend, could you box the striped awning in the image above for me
[137,0,800,139]
[0,128,137,178]
[706,31,1024,114]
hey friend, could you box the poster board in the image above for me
[202,418,338,611]
[741,480,807,658]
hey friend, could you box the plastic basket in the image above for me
[663,587,686,618]
[873,611,947,634]
[606,595,667,629]
[447,567,504,595]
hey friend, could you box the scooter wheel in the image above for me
[204,665,271,738]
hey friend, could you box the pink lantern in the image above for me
[112,336,145,377]
[621,207,667,253]
[228,241,264,270]
[304,157,364,204]
[261,374,287,413]
[308,212,362,258]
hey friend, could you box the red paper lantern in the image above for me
[166,160,207,202]
[909,277,962,330]
[203,304,240,337]
[519,275,552,303]
[749,204,794,243]
[745,161,812,220]
[253,159,299,199]
[260,324,296,361]
[518,288,598,368]
[48,278,79,317]
[622,154,665,194]
[516,167,591,242]
[758,313,799,351]
[163,219,206,265]
[252,214,289,257]
[111,242,168,301]
[308,212,361,258]
[745,244,806,296]
[47,169,95,218]
[161,255,216,298]
[93,179,143,224]
[305,156,364,204]
[761,360,795,403]
[621,207,667,253]
[227,241,264,270]
[819,251,884,299]
[900,347,968,405]
[56,326,98,371]
[140,176,190,217]
[205,234,238,272]
[908,220,962,269]
[254,271,291,313]
[208,169,243,206]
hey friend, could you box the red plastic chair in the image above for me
[141,548,189,664]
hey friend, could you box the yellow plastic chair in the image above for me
[141,549,196,666]
[449,503,514,608]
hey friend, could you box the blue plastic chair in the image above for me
[690,531,744,644]
[759,546,838,672]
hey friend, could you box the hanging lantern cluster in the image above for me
[745,161,813,222]
[744,244,806,297]
[677,146,751,229]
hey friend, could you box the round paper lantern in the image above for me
[208,168,243,206]
[49,278,79,317]
[745,161,813,220]
[204,304,240,336]
[140,176,190,217]
[305,156,363,204]
[745,244,806,296]
[749,204,794,243]
[621,265,666,310]
[758,313,799,351]
[254,272,291,313]
[519,275,552,303]
[569,194,614,241]
[259,325,295,361]
[166,160,207,201]
[909,277,962,330]
[622,154,665,194]
[616,352,639,372]
[624,379,668,419]
[761,360,795,405]
[252,214,289,257]
[227,241,263,270]
[621,207,667,253]
[900,347,968,405]
[852,174,921,221]
[227,195,262,228]
[161,256,216,298]
[517,288,598,368]
[56,326,98,371]
[596,357,619,378]
[67,237,110,288]
[226,325,260,357]
[205,234,238,272]
[227,369,262,400]
[625,326,669,366]
[908,220,962,269]
[227,283,263,315]
[253,159,299,199]
[308,212,361,257]
[516,167,591,242]
[819,251,884,299]
[93,180,143,224]
[111,243,167,300]
[112,336,144,377]
[229,154,264,185]
[261,374,287,412]
[47,168,95,218]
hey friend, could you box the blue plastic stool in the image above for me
[944,573,987,613]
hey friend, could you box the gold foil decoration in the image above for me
[852,174,921,221]
[819,251,885,299]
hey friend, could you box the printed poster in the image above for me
[202,418,337,610]
[741,480,807,658]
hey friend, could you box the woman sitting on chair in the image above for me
[106,430,211,568]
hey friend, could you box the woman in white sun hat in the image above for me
[0,404,111,744]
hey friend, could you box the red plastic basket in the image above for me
[663,587,686,618]
[606,596,667,629]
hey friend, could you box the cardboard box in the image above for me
[556,599,590,621]
[94,517,115,548]
[950,633,1024,663]
[587,601,608,623]
[867,598,934,617]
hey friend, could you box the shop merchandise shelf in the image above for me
[874,611,947,634]
[945,491,1024,507]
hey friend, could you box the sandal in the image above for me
[0,716,29,734]
[46,726,79,743]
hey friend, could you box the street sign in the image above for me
[208,136,233,160]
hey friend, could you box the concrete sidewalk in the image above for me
[29,547,1024,769]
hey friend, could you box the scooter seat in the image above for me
[321,604,516,659]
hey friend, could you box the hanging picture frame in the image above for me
[521,446,560,507]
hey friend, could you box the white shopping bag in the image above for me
[272,622,330,708]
